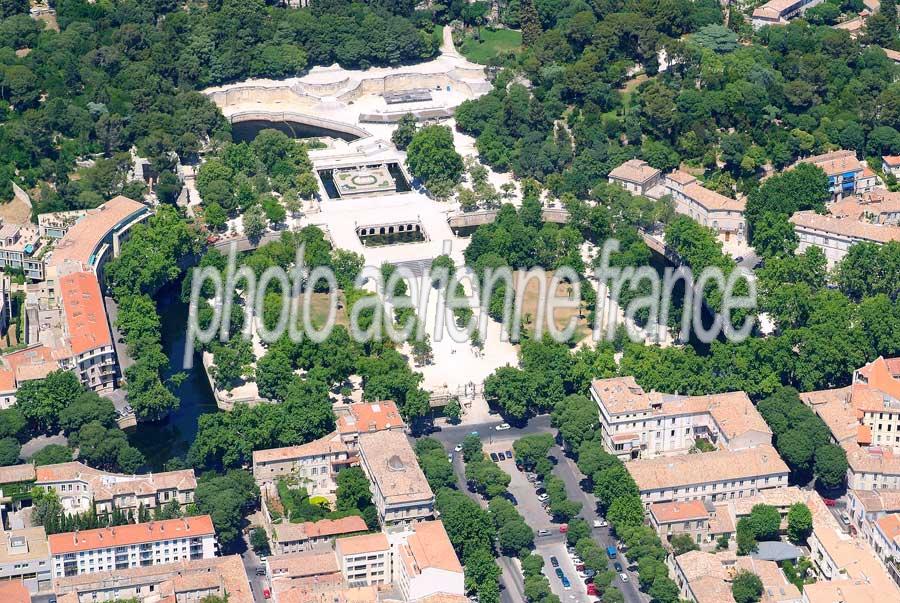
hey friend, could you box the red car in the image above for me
[587,583,598,596]
[822,498,837,507]
[263,587,271,599]
[559,524,568,533]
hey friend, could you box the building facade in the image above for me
[797,149,879,200]
[48,516,216,578]
[0,527,52,594]
[607,159,662,196]
[334,533,391,587]
[272,516,367,555]
[664,171,747,242]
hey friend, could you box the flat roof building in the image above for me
[0,527,51,594]
[357,430,434,526]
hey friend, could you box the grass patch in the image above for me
[513,271,591,341]
[308,291,349,329]
[459,28,522,64]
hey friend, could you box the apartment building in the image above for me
[52,554,252,603]
[35,462,196,516]
[252,432,356,494]
[797,149,879,200]
[801,357,900,489]
[673,550,802,603]
[625,445,789,505]
[751,0,825,28]
[336,400,406,446]
[334,533,391,587]
[870,513,900,574]
[607,159,662,196]
[848,489,900,547]
[48,516,215,578]
[648,499,735,551]
[390,520,465,601]
[357,430,435,526]
[807,519,900,599]
[591,377,771,460]
[267,549,343,599]
[0,527,52,594]
[664,171,746,242]
[272,516,367,555]
[831,189,900,225]
[0,222,45,280]
[0,346,59,409]
[790,209,900,268]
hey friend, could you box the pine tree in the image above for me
[520,0,542,47]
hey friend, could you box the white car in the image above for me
[454,444,463,452]
[537,493,549,502]
[593,519,608,528]
[495,423,511,431]
[620,573,629,582]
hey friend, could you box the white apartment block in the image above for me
[848,489,900,548]
[35,462,196,516]
[591,377,771,460]
[0,526,52,594]
[357,429,435,526]
[334,532,391,587]
[0,222,45,280]
[390,520,465,602]
[48,516,216,579]
[664,171,746,243]
[625,445,789,506]
[790,208,900,268]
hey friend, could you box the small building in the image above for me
[751,0,825,28]
[357,430,435,526]
[664,171,746,242]
[0,527,51,594]
[625,444,789,505]
[252,432,357,494]
[649,500,734,551]
[272,515,367,555]
[871,513,900,571]
[48,516,216,578]
[336,400,406,446]
[807,520,900,598]
[390,520,465,601]
[334,532,391,587]
[0,222,44,280]
[884,155,900,177]
[607,160,661,196]
[673,549,801,603]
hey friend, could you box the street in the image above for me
[432,416,646,603]
[239,533,269,603]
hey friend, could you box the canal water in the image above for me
[127,279,219,470]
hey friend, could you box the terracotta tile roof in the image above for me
[649,500,710,524]
[268,550,340,578]
[883,49,900,63]
[811,521,899,595]
[884,154,900,165]
[609,159,661,184]
[626,445,788,492]
[790,210,900,244]
[850,489,900,513]
[0,345,60,392]
[399,520,463,575]
[358,430,434,506]
[49,515,214,555]
[666,170,698,186]
[35,461,196,501]
[829,190,900,222]
[876,513,900,543]
[803,581,882,603]
[799,149,864,176]
[47,196,146,272]
[253,432,349,464]
[0,581,30,603]
[682,182,746,213]
[58,271,112,356]
[800,387,860,444]
[337,401,405,435]
[277,586,377,603]
[856,356,900,400]
[0,464,36,484]
[733,557,801,603]
[334,532,389,556]
[274,516,367,543]
[845,443,900,474]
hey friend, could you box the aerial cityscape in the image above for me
[0,0,898,602]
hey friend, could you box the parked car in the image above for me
[537,493,549,502]
[454,444,463,452]
[550,556,560,568]
[583,569,596,579]
[593,519,608,528]
[614,562,623,572]
[490,452,499,462]
[555,568,564,579]
[505,449,513,458]
[575,563,585,572]
[561,576,571,589]
[448,453,453,462]
[537,529,551,537]
[620,573,629,582]
[559,523,568,533]
[823,498,837,507]
[587,583,598,596]
[255,567,266,576]
[495,423,511,431]
[841,512,851,525]
[263,587,272,599]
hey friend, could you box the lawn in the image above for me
[459,28,522,64]
[513,271,592,342]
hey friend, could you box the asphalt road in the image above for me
[430,416,646,603]
[239,534,269,603]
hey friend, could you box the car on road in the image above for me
[606,546,617,559]
[537,529,551,537]
[263,587,272,599]
[823,497,837,506]
[490,452,499,462]
[470,431,479,436]
[448,453,453,462]
[593,519,608,528]
[537,493,549,502]
[559,523,568,533]
[554,568,564,579]
[619,573,629,582]
[841,512,851,524]
[255,567,266,576]
[550,556,559,568]
[613,562,622,572]
[505,449,513,458]
[454,444,463,452]
[561,576,571,589]
[495,423,511,431]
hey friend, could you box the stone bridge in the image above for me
[226,110,372,141]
